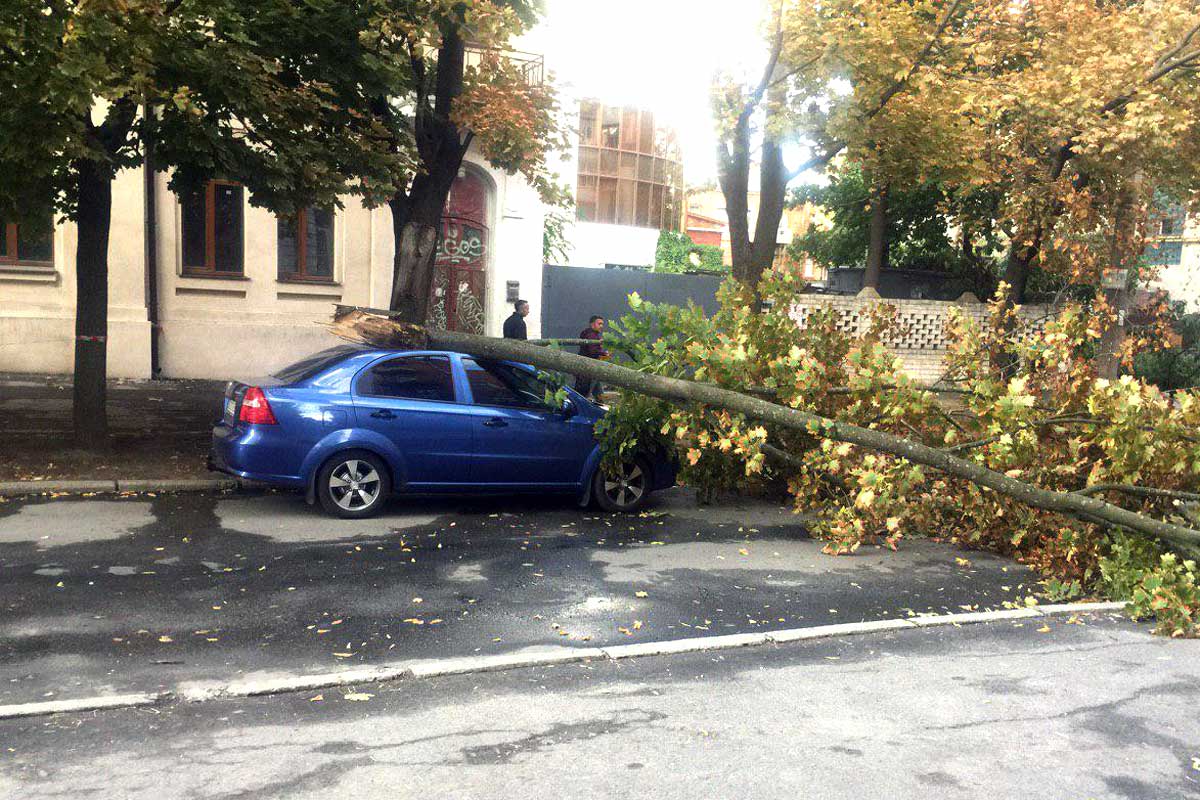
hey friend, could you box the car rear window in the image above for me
[272,345,365,384]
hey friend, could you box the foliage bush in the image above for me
[597,274,1200,636]
[1133,310,1200,392]
[654,230,726,275]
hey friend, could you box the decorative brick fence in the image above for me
[790,292,1056,384]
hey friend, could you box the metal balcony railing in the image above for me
[463,45,545,87]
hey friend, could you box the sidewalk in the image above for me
[0,374,226,483]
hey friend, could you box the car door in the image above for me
[461,357,595,488]
[352,354,474,488]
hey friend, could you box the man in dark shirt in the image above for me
[503,299,529,340]
[576,315,607,400]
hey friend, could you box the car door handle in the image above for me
[482,418,508,428]
[370,409,397,420]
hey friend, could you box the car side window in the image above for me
[463,358,549,409]
[359,356,455,402]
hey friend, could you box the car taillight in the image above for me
[238,386,278,425]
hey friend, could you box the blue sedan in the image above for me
[209,344,675,518]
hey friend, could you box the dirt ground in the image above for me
[0,374,222,481]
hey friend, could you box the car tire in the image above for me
[316,450,391,519]
[592,457,652,513]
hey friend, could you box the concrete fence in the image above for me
[790,291,1056,384]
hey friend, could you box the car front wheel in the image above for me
[593,458,651,513]
[317,451,391,518]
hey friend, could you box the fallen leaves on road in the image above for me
[1037,625,1051,633]
[309,694,324,702]
[158,635,173,643]
[635,591,648,598]
[332,652,354,658]
[403,618,424,625]
[344,692,373,702]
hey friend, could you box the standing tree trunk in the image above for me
[1095,183,1140,379]
[387,23,471,323]
[72,158,113,448]
[863,181,889,291]
[717,113,753,283]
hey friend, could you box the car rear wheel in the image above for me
[317,451,391,518]
[593,458,651,513]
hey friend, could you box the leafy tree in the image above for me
[0,0,400,447]
[340,0,568,321]
[542,207,573,264]
[790,162,1004,295]
[653,230,726,275]
[588,277,1200,634]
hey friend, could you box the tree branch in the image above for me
[330,307,1200,551]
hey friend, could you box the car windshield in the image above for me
[272,345,365,384]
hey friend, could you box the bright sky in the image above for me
[528,0,772,186]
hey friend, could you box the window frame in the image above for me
[355,354,458,404]
[277,207,336,283]
[0,221,54,269]
[180,180,245,277]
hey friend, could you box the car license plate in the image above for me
[225,397,236,419]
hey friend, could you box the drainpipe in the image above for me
[142,103,161,378]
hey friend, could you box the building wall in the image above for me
[566,222,659,269]
[0,150,547,381]
[1148,215,1200,312]
[0,166,151,378]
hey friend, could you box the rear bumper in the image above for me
[210,423,306,489]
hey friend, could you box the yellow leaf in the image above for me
[344,692,373,702]
[635,591,648,598]
[158,635,173,643]
[309,694,324,702]
[1036,625,1051,633]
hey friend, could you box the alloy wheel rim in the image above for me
[603,463,645,508]
[329,459,382,511]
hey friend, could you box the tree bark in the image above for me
[717,114,753,283]
[1095,184,1139,379]
[386,23,470,323]
[72,158,113,448]
[331,307,1200,551]
[864,181,889,290]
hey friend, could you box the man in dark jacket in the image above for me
[575,315,607,400]
[503,299,529,340]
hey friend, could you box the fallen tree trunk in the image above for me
[330,306,1200,550]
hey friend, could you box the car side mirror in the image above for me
[557,398,577,418]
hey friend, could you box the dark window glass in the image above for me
[579,102,598,145]
[181,193,207,269]
[601,106,620,148]
[638,112,654,154]
[360,356,455,402]
[1,220,53,264]
[598,178,618,224]
[307,208,334,277]
[620,108,639,150]
[17,225,52,262]
[1145,240,1183,266]
[636,182,651,227]
[277,216,299,274]
[463,358,548,408]
[278,208,334,279]
[272,345,364,383]
[576,176,597,222]
[213,183,243,272]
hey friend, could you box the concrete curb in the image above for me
[0,477,267,498]
[0,601,1130,721]
[0,691,170,720]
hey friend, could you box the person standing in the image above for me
[503,299,529,340]
[575,315,608,400]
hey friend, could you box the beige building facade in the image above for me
[0,149,548,381]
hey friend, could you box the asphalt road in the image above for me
[0,488,1040,706]
[2,613,1196,799]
